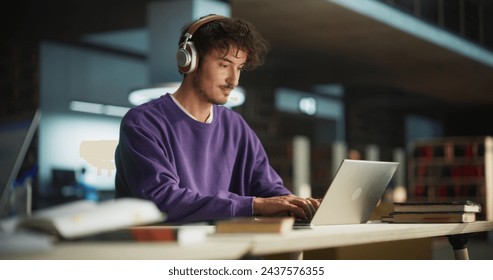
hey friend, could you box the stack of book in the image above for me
[381,200,482,223]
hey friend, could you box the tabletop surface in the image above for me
[209,220,493,255]
[3,221,492,259]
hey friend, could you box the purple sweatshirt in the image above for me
[115,94,291,223]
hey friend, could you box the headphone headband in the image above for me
[184,14,225,40]
[177,14,226,74]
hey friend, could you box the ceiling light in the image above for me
[69,101,130,117]
[128,82,246,108]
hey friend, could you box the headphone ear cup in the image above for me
[177,42,198,74]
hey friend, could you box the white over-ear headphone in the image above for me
[176,14,226,74]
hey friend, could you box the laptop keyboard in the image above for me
[294,218,311,226]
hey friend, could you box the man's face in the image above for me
[191,47,247,105]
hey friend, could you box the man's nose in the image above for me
[226,68,240,87]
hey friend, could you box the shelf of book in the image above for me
[407,136,493,221]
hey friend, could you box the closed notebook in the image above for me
[392,200,481,213]
[215,217,295,234]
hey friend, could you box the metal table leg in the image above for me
[448,233,473,260]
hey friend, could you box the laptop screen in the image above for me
[0,110,41,216]
[309,159,398,227]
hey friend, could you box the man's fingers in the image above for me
[306,197,321,209]
[306,199,317,217]
[289,197,322,219]
[254,196,321,220]
[288,198,315,219]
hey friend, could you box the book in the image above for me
[215,217,295,234]
[128,225,212,245]
[79,224,213,246]
[129,226,178,241]
[89,226,179,242]
[8,198,167,239]
[392,200,482,213]
[382,212,476,223]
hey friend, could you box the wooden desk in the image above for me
[210,221,493,259]
[3,221,492,260]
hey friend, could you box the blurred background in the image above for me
[1,0,493,220]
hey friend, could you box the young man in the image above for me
[115,15,319,223]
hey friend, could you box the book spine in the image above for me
[130,228,177,242]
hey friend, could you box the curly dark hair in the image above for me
[179,15,269,72]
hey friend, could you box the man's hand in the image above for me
[253,195,321,220]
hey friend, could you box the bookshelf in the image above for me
[264,138,294,192]
[1,42,39,117]
[407,136,493,221]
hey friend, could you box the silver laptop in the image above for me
[303,159,398,228]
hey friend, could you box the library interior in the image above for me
[1,0,493,260]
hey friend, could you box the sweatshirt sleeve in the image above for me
[116,121,254,223]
